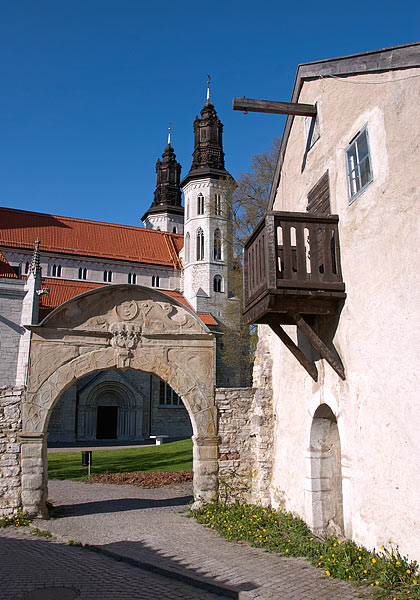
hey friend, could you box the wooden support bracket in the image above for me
[289,312,346,380]
[232,97,317,117]
[267,316,318,382]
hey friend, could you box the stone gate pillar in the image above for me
[192,435,219,505]
[19,432,48,518]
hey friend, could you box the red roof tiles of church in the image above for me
[0,251,18,278]
[38,278,217,326]
[0,207,183,268]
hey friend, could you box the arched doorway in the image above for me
[21,285,218,517]
[308,403,344,536]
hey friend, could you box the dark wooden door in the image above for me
[96,406,118,439]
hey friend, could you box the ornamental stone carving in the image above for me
[110,323,141,350]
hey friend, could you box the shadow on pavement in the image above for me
[54,494,193,516]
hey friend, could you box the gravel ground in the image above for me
[28,479,371,600]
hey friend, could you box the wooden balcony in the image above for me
[243,211,346,380]
[243,211,345,325]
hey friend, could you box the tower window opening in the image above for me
[215,194,222,215]
[128,273,137,284]
[173,226,177,233]
[103,270,112,283]
[197,193,204,215]
[185,233,190,264]
[25,261,30,274]
[214,275,222,293]
[214,228,222,260]
[78,267,87,280]
[152,275,160,287]
[196,228,205,261]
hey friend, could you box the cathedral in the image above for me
[0,95,239,444]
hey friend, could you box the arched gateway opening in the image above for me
[21,285,218,517]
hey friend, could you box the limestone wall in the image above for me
[216,386,273,505]
[0,387,23,515]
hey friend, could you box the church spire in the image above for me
[141,129,184,233]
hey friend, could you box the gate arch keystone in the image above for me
[22,285,218,516]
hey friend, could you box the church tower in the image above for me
[142,133,184,234]
[181,93,234,317]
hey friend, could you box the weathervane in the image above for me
[207,74,211,101]
[168,121,172,145]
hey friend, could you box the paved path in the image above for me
[0,527,222,600]
[18,479,370,600]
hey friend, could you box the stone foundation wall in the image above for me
[0,387,23,515]
[215,385,273,505]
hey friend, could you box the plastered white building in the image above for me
[242,42,420,560]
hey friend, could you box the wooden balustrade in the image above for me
[243,211,345,325]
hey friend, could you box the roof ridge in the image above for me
[0,206,183,238]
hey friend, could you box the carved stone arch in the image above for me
[20,285,218,517]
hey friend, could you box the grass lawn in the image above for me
[48,438,193,481]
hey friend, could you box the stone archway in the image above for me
[20,285,218,517]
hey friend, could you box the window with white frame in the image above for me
[128,273,137,284]
[197,193,204,215]
[196,228,204,261]
[346,126,373,202]
[159,380,183,406]
[103,270,112,282]
[152,275,160,287]
[78,267,87,280]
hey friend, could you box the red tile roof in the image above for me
[0,207,183,268]
[0,251,18,278]
[38,278,217,326]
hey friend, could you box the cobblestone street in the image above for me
[0,479,372,600]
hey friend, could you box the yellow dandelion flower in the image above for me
[348,576,352,579]
[285,549,289,553]
[326,570,330,576]
[407,569,411,574]
[396,561,401,566]
[375,581,379,585]
[338,540,342,545]
[372,558,376,564]
[380,545,384,550]
[364,570,367,574]
[413,580,417,585]
[358,556,362,560]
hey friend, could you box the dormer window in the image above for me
[78,267,87,280]
[51,264,62,277]
[197,193,204,215]
[152,275,160,287]
[128,273,137,284]
[25,261,30,274]
[103,270,112,282]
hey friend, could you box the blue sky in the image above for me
[0,0,418,226]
